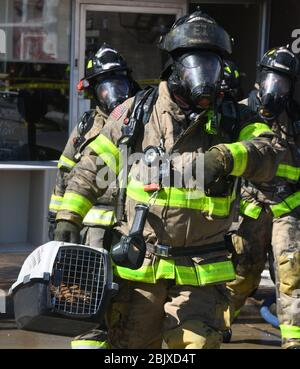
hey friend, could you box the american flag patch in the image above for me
[110,104,128,120]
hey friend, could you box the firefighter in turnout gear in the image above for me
[49,43,139,245]
[54,12,285,349]
[226,46,300,349]
[49,43,139,349]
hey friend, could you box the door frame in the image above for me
[69,0,187,133]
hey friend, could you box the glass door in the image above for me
[71,2,185,129]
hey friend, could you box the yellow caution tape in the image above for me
[0,82,69,91]
[137,79,161,86]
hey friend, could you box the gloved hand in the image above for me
[48,211,57,241]
[54,221,80,243]
[48,223,56,241]
[203,149,227,187]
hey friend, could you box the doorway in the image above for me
[71,1,186,129]
[189,2,262,97]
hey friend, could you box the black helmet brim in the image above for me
[85,66,131,82]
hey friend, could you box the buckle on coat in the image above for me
[153,244,170,257]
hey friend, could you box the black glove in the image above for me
[48,211,57,241]
[203,149,227,187]
[48,223,56,241]
[54,221,80,243]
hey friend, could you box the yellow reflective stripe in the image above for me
[195,261,235,285]
[60,193,93,218]
[238,122,272,141]
[224,66,231,74]
[234,70,239,78]
[270,191,300,218]
[115,259,235,286]
[175,265,199,286]
[156,258,175,280]
[276,164,300,181]
[114,264,156,283]
[58,155,76,170]
[71,340,108,349]
[83,208,116,226]
[127,179,235,217]
[240,199,262,219]
[224,142,248,176]
[88,134,121,174]
[204,110,218,135]
[87,60,93,69]
[49,194,64,212]
[280,325,300,339]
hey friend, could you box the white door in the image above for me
[70,0,187,130]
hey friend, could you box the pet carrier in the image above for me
[10,242,118,337]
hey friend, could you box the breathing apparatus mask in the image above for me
[168,51,223,112]
[94,72,132,115]
[258,70,292,121]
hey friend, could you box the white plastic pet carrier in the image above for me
[10,242,118,336]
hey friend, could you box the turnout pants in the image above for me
[106,278,230,349]
[226,209,300,348]
[81,226,106,249]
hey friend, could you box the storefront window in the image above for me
[0,0,71,161]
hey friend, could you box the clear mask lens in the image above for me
[259,71,291,98]
[95,76,131,114]
[175,51,222,89]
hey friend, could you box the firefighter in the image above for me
[48,43,139,246]
[48,43,139,350]
[226,46,300,349]
[54,12,285,349]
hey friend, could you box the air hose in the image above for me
[259,291,279,328]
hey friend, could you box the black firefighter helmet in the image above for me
[77,43,131,91]
[158,11,232,57]
[159,11,233,112]
[258,46,300,121]
[259,46,300,80]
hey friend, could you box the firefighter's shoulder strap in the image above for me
[74,109,96,152]
[118,86,159,147]
[115,86,159,223]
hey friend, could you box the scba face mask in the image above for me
[94,74,132,115]
[168,51,223,111]
[258,71,291,121]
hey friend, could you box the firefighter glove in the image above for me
[203,148,227,187]
[54,221,80,244]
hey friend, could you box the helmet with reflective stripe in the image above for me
[223,60,240,90]
[85,43,130,82]
[259,46,300,80]
[158,11,232,57]
[221,59,241,100]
